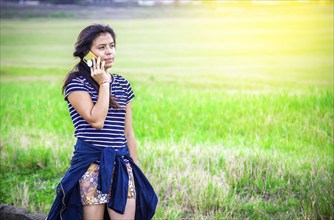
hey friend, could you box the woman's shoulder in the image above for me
[112,73,131,85]
[65,72,92,92]
[113,73,125,81]
[70,72,86,83]
[64,73,93,100]
[65,72,90,87]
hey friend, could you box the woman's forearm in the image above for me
[89,83,110,129]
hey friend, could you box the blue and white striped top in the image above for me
[64,73,135,148]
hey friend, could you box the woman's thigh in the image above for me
[83,204,105,220]
[107,198,136,220]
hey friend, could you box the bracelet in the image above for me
[99,80,110,85]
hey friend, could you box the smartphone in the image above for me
[83,51,97,67]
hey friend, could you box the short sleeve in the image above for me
[64,77,89,101]
[125,80,135,104]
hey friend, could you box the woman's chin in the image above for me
[105,64,113,70]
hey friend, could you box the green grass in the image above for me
[1,2,334,219]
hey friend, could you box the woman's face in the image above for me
[90,32,115,70]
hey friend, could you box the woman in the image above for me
[47,24,158,220]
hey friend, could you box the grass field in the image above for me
[1,2,333,219]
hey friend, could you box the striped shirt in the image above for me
[64,74,135,148]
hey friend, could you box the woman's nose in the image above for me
[106,46,114,54]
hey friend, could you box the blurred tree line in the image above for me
[44,0,83,3]
[10,0,100,4]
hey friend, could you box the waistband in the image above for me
[75,138,129,154]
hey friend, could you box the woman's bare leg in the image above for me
[107,198,136,220]
[83,204,105,220]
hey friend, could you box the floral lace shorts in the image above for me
[79,162,136,205]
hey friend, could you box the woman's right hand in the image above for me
[90,56,109,85]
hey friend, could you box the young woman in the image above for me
[47,24,158,220]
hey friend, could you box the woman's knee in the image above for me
[107,199,136,220]
[82,204,105,220]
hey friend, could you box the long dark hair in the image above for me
[62,24,120,108]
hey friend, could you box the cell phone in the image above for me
[83,51,97,67]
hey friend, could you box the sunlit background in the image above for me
[1,0,333,91]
